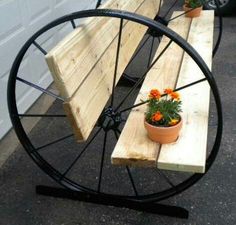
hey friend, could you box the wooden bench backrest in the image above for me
[111,11,214,173]
[46,0,160,141]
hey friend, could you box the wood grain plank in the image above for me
[62,0,161,141]
[157,11,214,173]
[46,0,145,98]
[111,12,192,166]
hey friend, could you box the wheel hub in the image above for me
[97,107,123,131]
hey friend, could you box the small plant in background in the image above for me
[145,88,182,127]
[183,0,204,19]
[185,0,204,8]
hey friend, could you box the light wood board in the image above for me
[111,12,192,166]
[157,10,214,173]
[48,0,161,141]
[46,0,145,98]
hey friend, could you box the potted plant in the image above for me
[183,0,204,18]
[144,88,182,144]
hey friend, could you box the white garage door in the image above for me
[0,0,98,139]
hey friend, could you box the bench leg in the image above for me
[36,185,189,219]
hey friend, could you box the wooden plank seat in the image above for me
[46,0,161,141]
[111,11,214,173]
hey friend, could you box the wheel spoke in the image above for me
[70,19,76,29]
[168,7,198,23]
[16,77,64,101]
[96,0,102,8]
[162,0,179,19]
[174,78,207,92]
[126,166,139,196]
[33,41,47,55]
[115,40,173,112]
[110,18,124,107]
[113,130,139,196]
[120,78,207,113]
[34,134,74,152]
[17,114,66,118]
[155,169,176,189]
[61,128,102,179]
[97,130,108,192]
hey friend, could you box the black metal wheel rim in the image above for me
[8,9,223,203]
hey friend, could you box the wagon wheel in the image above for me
[8,9,223,203]
[118,0,223,84]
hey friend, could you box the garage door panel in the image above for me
[27,13,53,37]
[0,77,10,136]
[29,39,55,81]
[25,0,54,37]
[0,31,28,78]
[26,0,51,23]
[54,0,97,17]
[15,58,32,101]
[0,0,24,40]
[36,24,65,52]
[0,0,98,139]
[55,23,74,45]
[0,0,26,77]
[17,72,53,115]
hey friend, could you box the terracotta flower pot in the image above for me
[183,4,203,18]
[144,118,183,144]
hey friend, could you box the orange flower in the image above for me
[152,111,163,122]
[149,89,161,100]
[164,88,173,94]
[170,92,180,101]
[169,119,179,126]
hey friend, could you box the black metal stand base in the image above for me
[36,185,189,219]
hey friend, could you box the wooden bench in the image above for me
[112,11,214,173]
[46,0,161,141]
[45,0,214,174]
